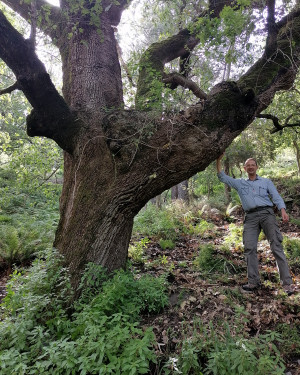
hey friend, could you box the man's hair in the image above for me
[244,158,258,166]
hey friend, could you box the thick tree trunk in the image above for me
[58,16,123,117]
[53,135,139,288]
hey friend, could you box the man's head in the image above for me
[244,158,258,179]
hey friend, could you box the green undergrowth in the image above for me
[167,319,286,375]
[128,237,150,263]
[0,216,57,269]
[0,170,60,268]
[283,236,300,259]
[223,223,243,251]
[133,202,217,245]
[0,158,299,374]
[275,323,300,360]
[0,249,168,375]
[133,203,187,242]
[283,236,300,272]
[193,243,243,278]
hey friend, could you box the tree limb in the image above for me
[135,0,242,109]
[135,29,201,109]
[0,0,63,39]
[163,72,207,99]
[238,8,300,114]
[38,165,61,187]
[29,0,37,50]
[0,81,20,95]
[256,113,300,133]
[256,113,281,129]
[0,10,78,152]
[104,0,134,26]
[265,0,278,55]
[115,30,135,87]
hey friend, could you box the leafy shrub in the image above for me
[128,237,150,263]
[205,330,285,375]
[133,204,181,241]
[0,217,57,267]
[0,226,21,267]
[77,268,168,318]
[178,339,203,374]
[0,215,12,223]
[134,202,218,242]
[275,323,300,360]
[283,236,300,259]
[0,169,17,188]
[193,244,217,271]
[1,249,72,320]
[193,220,216,238]
[172,322,285,375]
[0,253,168,375]
[193,244,241,276]
[223,223,243,251]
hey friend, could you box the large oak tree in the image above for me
[0,0,300,289]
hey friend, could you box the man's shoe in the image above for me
[242,283,261,292]
[283,284,295,296]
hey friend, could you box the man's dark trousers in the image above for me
[243,207,292,285]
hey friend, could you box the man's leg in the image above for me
[243,212,261,286]
[261,209,293,286]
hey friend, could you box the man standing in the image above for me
[216,154,294,295]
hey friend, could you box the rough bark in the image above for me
[1,1,300,289]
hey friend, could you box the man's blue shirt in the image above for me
[217,171,286,211]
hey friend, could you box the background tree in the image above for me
[0,0,300,289]
[256,80,300,174]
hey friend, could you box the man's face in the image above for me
[244,159,258,176]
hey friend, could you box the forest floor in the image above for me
[0,209,299,374]
[134,210,300,374]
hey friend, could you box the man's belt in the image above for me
[245,206,273,214]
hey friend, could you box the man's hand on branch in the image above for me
[216,152,225,173]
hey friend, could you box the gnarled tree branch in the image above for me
[163,72,207,100]
[257,113,300,133]
[105,0,134,26]
[238,8,300,114]
[135,28,201,109]
[135,0,246,109]
[0,10,78,152]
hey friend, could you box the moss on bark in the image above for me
[135,32,197,110]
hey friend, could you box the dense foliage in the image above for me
[0,250,168,374]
